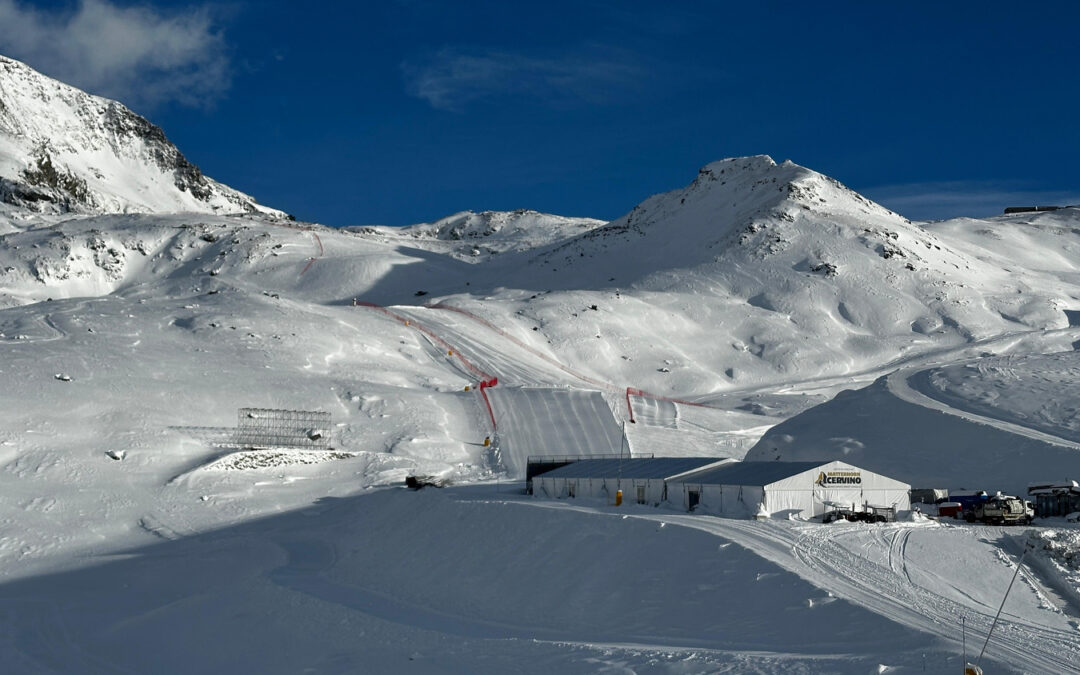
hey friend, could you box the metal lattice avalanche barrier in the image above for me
[233,408,332,449]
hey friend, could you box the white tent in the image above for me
[672,460,911,519]
[532,457,728,506]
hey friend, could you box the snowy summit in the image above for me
[0,55,284,217]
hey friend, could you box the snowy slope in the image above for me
[388,158,1080,400]
[0,55,284,217]
[4,486,1016,674]
[3,184,1080,672]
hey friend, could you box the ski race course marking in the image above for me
[357,301,728,431]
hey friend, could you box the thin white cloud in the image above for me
[402,47,643,112]
[0,0,230,109]
[862,181,1080,222]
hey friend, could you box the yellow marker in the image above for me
[483,436,491,447]
[405,321,410,326]
[615,490,623,506]
[448,350,453,356]
[464,385,471,391]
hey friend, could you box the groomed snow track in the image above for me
[527,500,1080,673]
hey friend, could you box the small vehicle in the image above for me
[405,474,451,490]
[938,502,963,518]
[866,505,896,523]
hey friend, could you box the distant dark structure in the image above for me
[1003,205,1078,214]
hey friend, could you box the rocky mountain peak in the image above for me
[0,54,286,218]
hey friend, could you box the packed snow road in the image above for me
[891,367,1080,452]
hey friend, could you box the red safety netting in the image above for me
[354,301,498,430]
[479,377,498,430]
[299,232,323,276]
[428,302,721,422]
[357,300,720,432]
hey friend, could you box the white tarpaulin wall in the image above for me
[676,483,765,517]
[486,387,622,478]
[533,476,667,505]
[532,458,728,506]
[675,460,911,519]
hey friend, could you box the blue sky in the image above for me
[1,0,1078,225]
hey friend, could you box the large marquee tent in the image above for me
[671,460,911,518]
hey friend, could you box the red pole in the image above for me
[479,379,498,430]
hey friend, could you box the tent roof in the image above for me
[676,461,828,486]
[538,457,724,480]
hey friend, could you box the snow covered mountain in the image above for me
[0,55,284,217]
[386,156,1080,398]
[5,58,1080,673]
[352,209,607,260]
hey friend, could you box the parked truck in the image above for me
[967,496,1031,525]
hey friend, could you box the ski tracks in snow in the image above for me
[395,306,601,389]
[524,501,1080,672]
[693,518,1080,672]
[886,526,913,585]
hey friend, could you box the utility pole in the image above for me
[972,538,1037,673]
